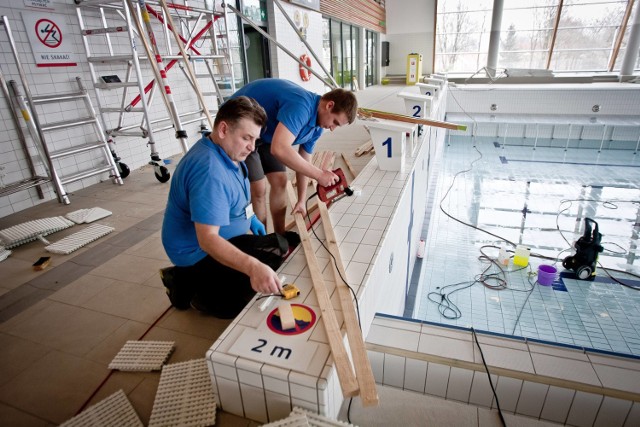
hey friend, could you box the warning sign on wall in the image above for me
[21,12,77,67]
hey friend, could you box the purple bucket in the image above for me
[537,264,558,286]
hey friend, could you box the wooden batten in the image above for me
[317,200,379,407]
[285,181,359,397]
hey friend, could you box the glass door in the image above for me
[365,30,377,86]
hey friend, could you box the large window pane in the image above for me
[436,0,638,75]
[435,0,494,73]
[499,0,556,69]
[330,20,343,86]
[342,22,353,89]
[553,1,628,71]
[323,18,331,73]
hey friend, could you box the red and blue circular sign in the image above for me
[267,304,316,335]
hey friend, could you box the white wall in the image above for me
[267,1,327,94]
[384,0,436,76]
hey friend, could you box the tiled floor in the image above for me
[415,134,640,357]
[0,84,568,426]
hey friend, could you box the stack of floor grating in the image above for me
[108,340,175,371]
[0,216,74,248]
[59,389,143,427]
[263,407,357,426]
[45,224,114,255]
[66,207,112,224]
[148,359,217,427]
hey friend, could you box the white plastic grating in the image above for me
[0,246,11,262]
[148,359,217,427]
[45,224,114,255]
[0,216,74,248]
[262,413,311,427]
[263,408,357,427]
[59,389,143,427]
[66,207,112,224]
[108,340,175,371]
[291,407,357,427]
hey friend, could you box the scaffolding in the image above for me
[75,0,241,182]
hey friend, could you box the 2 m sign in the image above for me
[228,329,319,371]
[252,338,292,359]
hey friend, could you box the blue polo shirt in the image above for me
[230,78,323,154]
[161,134,251,266]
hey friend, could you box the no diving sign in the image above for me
[21,12,77,67]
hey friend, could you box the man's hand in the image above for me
[248,262,281,294]
[317,169,339,187]
[250,215,266,235]
[291,199,307,217]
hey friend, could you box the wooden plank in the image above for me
[278,301,296,330]
[359,108,467,131]
[354,141,373,157]
[285,181,359,397]
[341,153,357,179]
[317,201,379,407]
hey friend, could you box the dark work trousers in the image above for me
[174,233,288,318]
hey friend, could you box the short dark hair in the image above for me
[214,96,267,130]
[321,88,358,124]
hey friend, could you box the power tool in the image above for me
[562,217,603,280]
[317,168,353,204]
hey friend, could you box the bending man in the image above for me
[161,96,288,318]
[230,78,358,234]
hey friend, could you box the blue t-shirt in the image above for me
[230,79,324,154]
[161,134,251,266]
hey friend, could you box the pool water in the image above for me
[413,135,640,357]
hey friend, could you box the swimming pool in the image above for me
[412,134,640,357]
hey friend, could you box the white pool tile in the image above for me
[566,391,603,427]
[382,353,406,388]
[424,362,450,398]
[367,324,420,351]
[494,376,522,412]
[515,381,548,418]
[446,366,473,402]
[403,358,428,393]
[468,371,495,408]
[367,350,384,383]
[540,385,575,424]
[593,396,633,427]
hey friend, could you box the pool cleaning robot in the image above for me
[562,218,603,280]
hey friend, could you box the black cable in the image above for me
[304,192,362,328]
[471,327,507,427]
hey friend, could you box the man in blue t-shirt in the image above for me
[161,97,289,318]
[230,79,358,234]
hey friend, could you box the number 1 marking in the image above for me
[382,137,392,157]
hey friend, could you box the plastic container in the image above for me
[513,245,530,267]
[537,264,558,286]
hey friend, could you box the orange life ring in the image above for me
[299,54,312,82]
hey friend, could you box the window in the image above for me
[324,17,364,90]
[435,0,494,73]
[435,0,639,75]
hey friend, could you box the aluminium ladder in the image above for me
[75,0,239,183]
[1,16,122,205]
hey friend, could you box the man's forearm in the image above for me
[200,233,260,276]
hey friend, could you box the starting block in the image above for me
[415,82,440,99]
[424,77,445,88]
[359,118,414,172]
[397,91,433,121]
